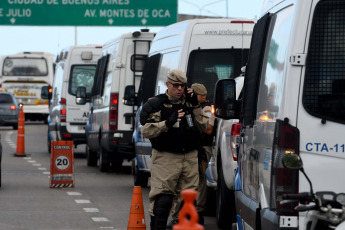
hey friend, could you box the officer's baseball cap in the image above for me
[191,83,207,95]
[167,69,187,84]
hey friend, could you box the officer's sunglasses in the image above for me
[168,81,186,89]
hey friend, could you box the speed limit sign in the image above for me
[55,156,70,170]
[50,141,74,188]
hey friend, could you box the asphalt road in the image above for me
[0,123,220,230]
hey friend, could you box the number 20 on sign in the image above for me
[50,141,75,188]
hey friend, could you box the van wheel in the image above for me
[216,165,236,229]
[111,159,123,172]
[86,145,97,167]
[132,160,148,187]
[99,147,110,172]
[204,186,216,216]
[0,163,2,188]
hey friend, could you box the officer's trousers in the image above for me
[171,145,212,219]
[149,148,199,217]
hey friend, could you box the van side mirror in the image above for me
[123,85,137,106]
[282,154,303,169]
[131,54,147,72]
[76,87,86,105]
[41,86,52,101]
[282,153,314,194]
[214,79,237,119]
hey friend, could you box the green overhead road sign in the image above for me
[0,0,177,26]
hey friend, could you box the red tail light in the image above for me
[270,119,299,215]
[230,123,241,161]
[10,105,16,110]
[109,93,118,130]
[60,98,66,122]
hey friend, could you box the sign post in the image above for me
[50,141,74,188]
[0,0,177,26]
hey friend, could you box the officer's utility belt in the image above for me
[152,147,196,154]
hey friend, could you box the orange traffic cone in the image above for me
[127,186,146,230]
[15,106,26,157]
[173,189,204,230]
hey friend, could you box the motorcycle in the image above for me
[281,154,345,230]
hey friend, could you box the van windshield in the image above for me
[303,1,345,124]
[187,49,249,102]
[2,57,48,76]
[68,65,97,96]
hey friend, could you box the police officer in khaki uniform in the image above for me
[169,83,215,227]
[140,70,209,230]
[192,83,215,222]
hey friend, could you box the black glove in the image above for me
[186,89,199,107]
[165,111,178,128]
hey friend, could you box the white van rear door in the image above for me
[66,54,100,134]
[297,0,345,194]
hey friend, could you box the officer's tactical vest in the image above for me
[141,94,201,153]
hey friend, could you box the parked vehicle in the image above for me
[210,72,244,228]
[0,90,20,129]
[84,30,155,172]
[213,0,345,229]
[130,19,255,221]
[47,45,102,152]
[0,52,54,122]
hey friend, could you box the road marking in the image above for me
[92,217,109,222]
[83,208,99,212]
[5,130,118,229]
[75,199,91,204]
[67,192,82,196]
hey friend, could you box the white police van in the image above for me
[213,0,345,229]
[130,19,254,226]
[84,30,155,172]
[47,45,102,152]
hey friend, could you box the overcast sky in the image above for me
[0,0,265,58]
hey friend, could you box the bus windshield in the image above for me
[2,57,48,76]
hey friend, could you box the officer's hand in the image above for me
[177,109,185,119]
[185,88,199,107]
[165,109,184,128]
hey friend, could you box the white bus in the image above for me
[0,52,55,122]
